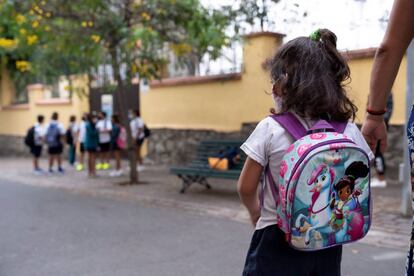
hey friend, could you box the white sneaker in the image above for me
[115,169,123,177]
[33,169,43,176]
[371,178,387,188]
[137,165,145,172]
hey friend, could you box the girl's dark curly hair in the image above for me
[267,28,357,122]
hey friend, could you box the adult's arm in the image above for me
[369,0,414,110]
[362,0,414,152]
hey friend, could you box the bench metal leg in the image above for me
[197,177,212,190]
[178,174,195,193]
[177,175,211,193]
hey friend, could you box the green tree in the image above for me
[233,0,281,32]
[29,0,233,183]
[0,0,48,102]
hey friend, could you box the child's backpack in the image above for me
[24,126,35,148]
[116,127,127,150]
[66,128,74,145]
[267,113,371,251]
[143,124,151,138]
[45,124,61,147]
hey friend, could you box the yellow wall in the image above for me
[141,34,282,132]
[347,57,406,125]
[0,74,89,136]
[142,35,406,131]
[0,33,407,137]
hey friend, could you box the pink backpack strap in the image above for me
[270,113,348,140]
[269,112,307,141]
[261,164,280,209]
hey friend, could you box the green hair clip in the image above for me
[310,29,321,42]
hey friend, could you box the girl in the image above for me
[238,29,374,276]
[84,114,99,177]
[109,114,124,177]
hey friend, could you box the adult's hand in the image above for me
[361,114,387,153]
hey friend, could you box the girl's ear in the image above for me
[272,84,283,96]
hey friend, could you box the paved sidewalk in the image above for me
[0,157,411,251]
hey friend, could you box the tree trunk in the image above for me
[109,47,138,184]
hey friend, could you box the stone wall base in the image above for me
[146,124,405,185]
[0,135,29,157]
[146,122,256,165]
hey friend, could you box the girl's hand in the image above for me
[361,114,387,153]
[249,208,261,227]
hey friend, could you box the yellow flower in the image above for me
[32,21,39,28]
[27,35,38,45]
[29,10,35,15]
[45,12,51,18]
[141,12,151,21]
[0,38,18,50]
[81,21,88,27]
[131,63,138,73]
[140,64,148,75]
[16,61,31,72]
[91,35,100,43]
[44,26,50,32]
[41,1,46,5]
[16,14,26,24]
[88,21,94,27]
[171,43,192,56]
[19,28,27,35]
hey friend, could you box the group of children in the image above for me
[26,110,147,178]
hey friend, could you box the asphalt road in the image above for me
[0,180,407,276]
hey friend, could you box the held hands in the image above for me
[361,114,387,153]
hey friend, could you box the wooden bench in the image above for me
[170,140,246,193]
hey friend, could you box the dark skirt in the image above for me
[243,224,342,276]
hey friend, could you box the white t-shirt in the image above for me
[130,117,145,140]
[68,122,79,142]
[34,122,45,146]
[78,121,87,143]
[240,115,374,230]
[96,119,112,143]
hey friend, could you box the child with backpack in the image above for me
[109,114,126,177]
[84,113,99,177]
[25,115,45,174]
[45,112,65,174]
[238,29,374,276]
[66,115,79,166]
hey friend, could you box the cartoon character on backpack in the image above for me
[295,163,336,246]
[330,161,369,242]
